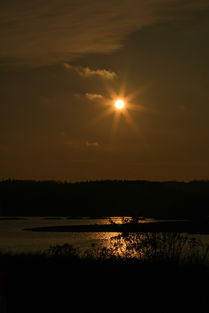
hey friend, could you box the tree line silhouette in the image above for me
[0,179,209,218]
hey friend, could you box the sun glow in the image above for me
[115,99,125,110]
[87,82,146,133]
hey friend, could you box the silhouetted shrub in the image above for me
[85,231,209,265]
[47,243,79,259]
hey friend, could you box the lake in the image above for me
[0,217,209,253]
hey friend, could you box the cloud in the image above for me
[64,64,116,80]
[85,141,100,148]
[64,140,100,149]
[85,93,104,101]
[0,0,209,67]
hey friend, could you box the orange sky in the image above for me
[0,1,209,181]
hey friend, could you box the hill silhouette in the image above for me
[0,179,209,218]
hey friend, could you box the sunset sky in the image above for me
[1,0,209,181]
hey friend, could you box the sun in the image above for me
[115,99,125,110]
[89,83,145,132]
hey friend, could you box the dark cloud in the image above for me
[1,0,209,67]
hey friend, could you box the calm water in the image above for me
[0,217,208,253]
[0,216,123,253]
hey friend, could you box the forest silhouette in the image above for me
[0,179,209,218]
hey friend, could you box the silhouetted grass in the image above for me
[1,234,209,313]
[86,232,209,265]
[1,230,208,268]
[1,218,209,313]
[85,217,209,264]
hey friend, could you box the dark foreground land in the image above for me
[0,251,209,313]
[1,229,209,313]
[0,179,209,218]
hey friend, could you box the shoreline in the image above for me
[24,220,209,234]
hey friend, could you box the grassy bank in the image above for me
[1,247,209,313]
[1,231,209,313]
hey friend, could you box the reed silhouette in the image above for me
[1,230,209,313]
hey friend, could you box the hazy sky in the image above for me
[1,0,209,181]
